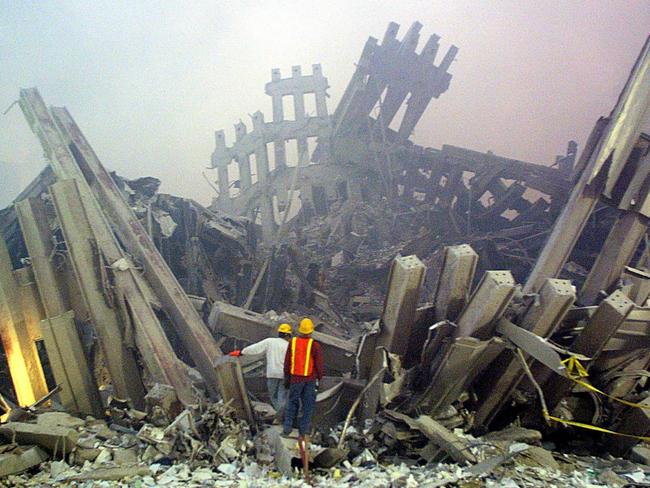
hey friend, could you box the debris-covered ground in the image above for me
[3,402,650,487]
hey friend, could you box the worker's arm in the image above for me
[284,343,292,387]
[313,342,324,382]
[241,338,270,356]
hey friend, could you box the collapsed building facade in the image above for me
[0,21,649,485]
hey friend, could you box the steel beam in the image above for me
[40,312,102,416]
[543,289,634,410]
[526,39,650,293]
[0,236,48,405]
[523,120,608,294]
[363,255,426,418]
[414,336,504,415]
[18,89,195,404]
[580,211,649,305]
[208,301,357,376]
[473,278,575,428]
[50,179,146,408]
[49,105,222,398]
[214,356,256,429]
[455,270,516,339]
[379,255,426,356]
[16,197,102,415]
[13,267,44,345]
[433,244,478,322]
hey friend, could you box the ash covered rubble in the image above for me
[0,21,649,487]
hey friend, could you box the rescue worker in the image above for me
[228,323,293,413]
[282,317,324,437]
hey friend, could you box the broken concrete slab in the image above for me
[145,383,183,427]
[36,411,85,430]
[482,426,542,444]
[628,445,650,466]
[0,422,79,454]
[0,445,48,477]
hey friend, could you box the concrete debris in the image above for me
[0,445,48,477]
[144,383,183,427]
[0,19,649,488]
[0,422,79,455]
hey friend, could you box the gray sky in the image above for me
[1,0,649,208]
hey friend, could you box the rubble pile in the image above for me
[111,174,257,307]
[2,406,650,487]
[0,400,258,486]
[0,20,649,487]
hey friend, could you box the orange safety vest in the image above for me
[290,337,314,376]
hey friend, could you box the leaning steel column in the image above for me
[0,236,48,405]
[525,38,650,294]
[543,289,634,411]
[581,210,649,305]
[50,179,146,408]
[16,197,102,415]
[473,278,575,428]
[50,104,223,398]
[19,89,195,404]
[362,255,426,418]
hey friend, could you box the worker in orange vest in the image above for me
[282,317,323,437]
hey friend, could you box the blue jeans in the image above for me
[283,381,317,436]
[267,378,287,413]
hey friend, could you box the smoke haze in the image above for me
[1,0,648,207]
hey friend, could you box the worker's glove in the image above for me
[228,350,242,357]
[315,380,319,391]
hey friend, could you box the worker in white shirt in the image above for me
[228,323,293,413]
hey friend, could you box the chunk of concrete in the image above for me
[629,445,650,466]
[0,446,48,477]
[145,383,182,426]
[515,446,559,470]
[0,422,79,454]
[36,411,85,429]
[112,447,138,465]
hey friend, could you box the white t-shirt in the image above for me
[241,337,290,379]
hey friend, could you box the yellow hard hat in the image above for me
[278,323,292,334]
[298,318,314,335]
